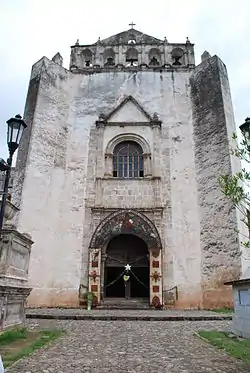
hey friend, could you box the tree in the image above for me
[219,118,250,248]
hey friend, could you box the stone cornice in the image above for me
[91,206,166,213]
[95,176,161,181]
[1,227,34,245]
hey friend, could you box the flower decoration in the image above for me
[152,260,159,268]
[151,248,160,258]
[151,271,161,283]
[152,296,161,309]
[89,270,98,282]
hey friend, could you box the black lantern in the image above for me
[239,117,250,151]
[6,114,27,156]
[0,114,27,235]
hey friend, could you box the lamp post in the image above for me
[239,117,250,152]
[0,115,27,235]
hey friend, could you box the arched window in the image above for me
[113,141,144,178]
[81,49,93,67]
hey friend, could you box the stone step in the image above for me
[97,304,150,310]
[97,298,150,310]
[25,308,233,321]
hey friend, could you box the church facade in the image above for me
[12,26,242,309]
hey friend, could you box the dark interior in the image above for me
[105,234,149,299]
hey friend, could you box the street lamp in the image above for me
[239,117,250,152]
[0,114,27,235]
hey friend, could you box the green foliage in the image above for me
[219,131,250,247]
[197,330,250,364]
[0,327,27,344]
[0,327,65,367]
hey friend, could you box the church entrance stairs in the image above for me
[25,308,232,321]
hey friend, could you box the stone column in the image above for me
[96,124,105,178]
[100,253,107,301]
[143,153,152,177]
[149,248,163,308]
[104,153,113,177]
[152,124,161,177]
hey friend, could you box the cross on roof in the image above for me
[129,22,136,29]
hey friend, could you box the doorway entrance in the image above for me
[104,234,149,299]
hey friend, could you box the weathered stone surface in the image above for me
[0,168,15,197]
[190,55,242,308]
[7,319,250,372]
[69,28,195,72]
[0,227,33,329]
[11,28,242,309]
[25,308,233,321]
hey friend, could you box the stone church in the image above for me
[12,25,242,309]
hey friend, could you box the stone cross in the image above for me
[129,22,136,29]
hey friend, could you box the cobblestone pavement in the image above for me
[7,319,249,373]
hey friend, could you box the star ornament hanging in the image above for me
[125,264,131,271]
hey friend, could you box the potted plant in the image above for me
[87,292,93,310]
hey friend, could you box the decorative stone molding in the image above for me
[149,248,163,307]
[0,286,32,329]
[88,249,101,304]
[86,209,163,308]
[0,197,19,227]
[106,133,151,154]
[89,209,162,251]
[105,133,152,177]
[96,96,162,128]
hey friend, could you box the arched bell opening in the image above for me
[126,47,138,66]
[104,234,150,300]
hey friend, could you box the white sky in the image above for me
[0,0,250,159]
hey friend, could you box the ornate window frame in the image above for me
[104,133,152,178]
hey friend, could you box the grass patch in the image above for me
[0,327,65,368]
[0,327,27,344]
[209,308,234,314]
[197,330,250,364]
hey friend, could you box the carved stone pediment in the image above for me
[96,95,161,127]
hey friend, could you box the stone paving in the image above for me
[7,319,250,373]
[26,308,232,321]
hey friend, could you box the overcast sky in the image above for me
[0,0,250,160]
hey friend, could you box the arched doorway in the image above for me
[88,209,163,308]
[105,234,149,299]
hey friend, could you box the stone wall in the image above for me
[13,56,204,307]
[13,52,240,309]
[190,55,241,308]
[70,40,195,71]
